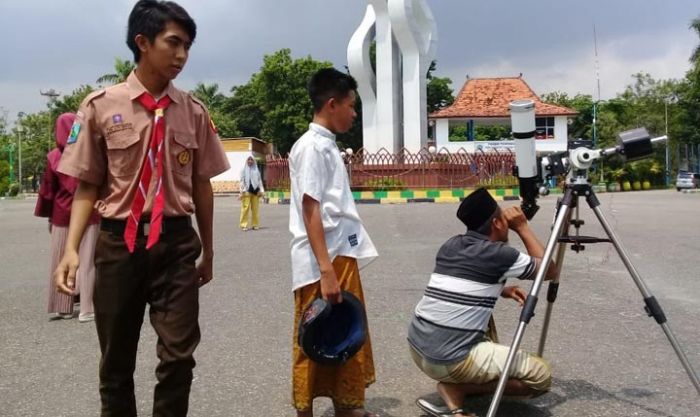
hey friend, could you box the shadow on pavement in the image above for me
[410,377,670,417]
[319,396,403,417]
[539,378,672,417]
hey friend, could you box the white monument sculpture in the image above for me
[348,0,437,154]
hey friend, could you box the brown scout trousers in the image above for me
[93,219,202,417]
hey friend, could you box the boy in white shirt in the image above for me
[288,68,379,417]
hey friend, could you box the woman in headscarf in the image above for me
[239,154,264,231]
[34,113,100,321]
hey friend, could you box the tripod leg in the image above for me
[486,189,574,417]
[537,216,571,357]
[537,197,574,357]
[587,192,700,395]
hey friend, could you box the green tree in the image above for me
[97,57,135,85]
[192,82,227,109]
[208,108,241,139]
[475,125,511,141]
[227,49,332,153]
[15,112,53,190]
[426,60,454,113]
[679,16,700,148]
[448,124,511,142]
[49,85,95,118]
[227,80,264,138]
[0,160,10,195]
[0,110,12,193]
[540,91,594,140]
[691,17,700,63]
[191,83,240,138]
[0,107,7,135]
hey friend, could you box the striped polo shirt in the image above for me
[407,231,536,364]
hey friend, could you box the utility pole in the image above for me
[593,24,604,183]
[592,24,601,148]
[665,100,670,187]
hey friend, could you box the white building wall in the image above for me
[435,118,449,148]
[211,151,265,183]
[431,117,570,154]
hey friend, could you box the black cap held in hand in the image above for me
[457,188,498,230]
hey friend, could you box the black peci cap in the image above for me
[457,188,498,230]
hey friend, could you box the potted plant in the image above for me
[643,160,663,189]
[610,168,627,191]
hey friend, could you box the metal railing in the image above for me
[265,146,517,191]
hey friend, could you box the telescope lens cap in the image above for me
[510,99,535,112]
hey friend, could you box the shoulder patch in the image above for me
[188,93,208,111]
[80,89,107,107]
[187,94,217,133]
[67,121,81,145]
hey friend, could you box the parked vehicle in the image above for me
[676,171,700,191]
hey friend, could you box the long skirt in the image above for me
[292,256,376,411]
[47,224,99,315]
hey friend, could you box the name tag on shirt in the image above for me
[348,234,358,247]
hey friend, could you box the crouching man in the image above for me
[407,188,558,417]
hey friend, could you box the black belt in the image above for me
[100,216,192,237]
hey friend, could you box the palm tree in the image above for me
[97,57,135,85]
[191,83,226,109]
[691,17,700,63]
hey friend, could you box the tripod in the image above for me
[486,178,700,417]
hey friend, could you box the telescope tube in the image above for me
[510,99,539,219]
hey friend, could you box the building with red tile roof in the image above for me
[429,75,578,153]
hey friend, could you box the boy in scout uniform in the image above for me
[53,1,229,416]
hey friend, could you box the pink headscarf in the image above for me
[55,113,75,151]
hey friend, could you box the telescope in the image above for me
[510,99,666,220]
[486,100,699,417]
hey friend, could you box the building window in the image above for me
[535,117,555,139]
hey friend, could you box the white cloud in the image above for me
[0,0,697,128]
[441,27,696,100]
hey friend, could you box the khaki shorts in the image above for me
[409,342,551,392]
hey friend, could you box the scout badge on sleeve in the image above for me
[298,291,367,365]
[67,121,81,144]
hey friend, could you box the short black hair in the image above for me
[126,0,197,62]
[308,68,358,112]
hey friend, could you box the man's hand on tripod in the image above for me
[504,206,528,233]
[501,285,527,306]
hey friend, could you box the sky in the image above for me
[1,0,698,127]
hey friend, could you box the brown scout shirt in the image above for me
[58,71,230,220]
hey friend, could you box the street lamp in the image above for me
[16,112,25,193]
[40,89,60,153]
[664,95,677,188]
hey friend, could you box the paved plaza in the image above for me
[1,190,699,417]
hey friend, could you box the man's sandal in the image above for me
[415,398,475,417]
